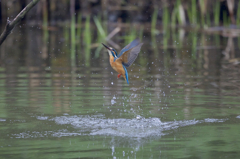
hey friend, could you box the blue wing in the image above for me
[117,39,143,67]
[118,39,141,58]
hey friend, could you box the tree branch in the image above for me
[0,0,41,46]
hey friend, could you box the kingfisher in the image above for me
[102,39,143,84]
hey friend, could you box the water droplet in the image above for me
[136,115,142,120]
[111,96,116,105]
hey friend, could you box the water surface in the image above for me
[0,26,240,158]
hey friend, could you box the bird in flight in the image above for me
[102,39,143,84]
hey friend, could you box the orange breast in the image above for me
[109,56,125,75]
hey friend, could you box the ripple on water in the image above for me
[0,118,6,122]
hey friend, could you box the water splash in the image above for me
[12,115,227,138]
[111,96,117,105]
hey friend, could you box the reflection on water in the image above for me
[1,26,240,158]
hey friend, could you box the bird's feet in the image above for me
[117,74,122,78]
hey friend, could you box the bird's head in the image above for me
[102,43,118,58]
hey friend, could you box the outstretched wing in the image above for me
[118,39,141,58]
[118,42,143,67]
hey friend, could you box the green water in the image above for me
[0,26,240,159]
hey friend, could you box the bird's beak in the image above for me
[102,43,111,50]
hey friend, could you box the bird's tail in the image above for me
[123,65,129,84]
